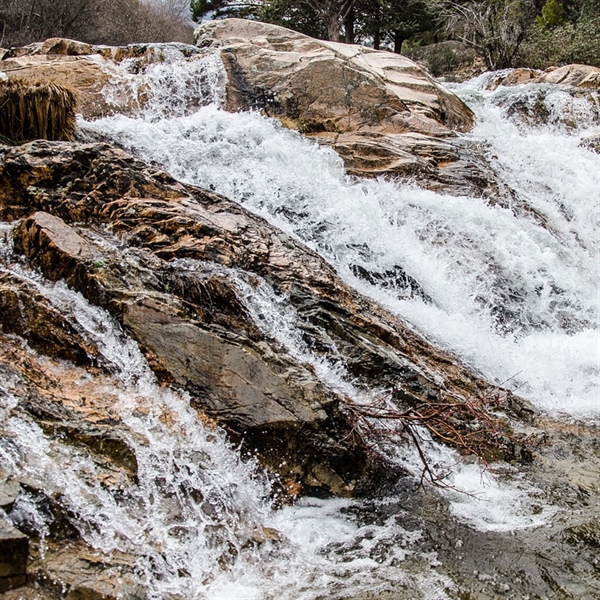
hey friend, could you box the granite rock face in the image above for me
[193,19,498,195]
[1,25,506,197]
[0,140,504,499]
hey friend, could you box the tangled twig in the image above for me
[340,380,534,489]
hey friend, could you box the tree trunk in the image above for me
[393,30,405,54]
[344,8,355,44]
[326,14,340,41]
[373,29,380,50]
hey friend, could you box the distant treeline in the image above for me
[1,0,598,70]
[193,0,600,69]
[0,0,194,48]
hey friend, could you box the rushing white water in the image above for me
[3,51,598,598]
[0,228,457,599]
[82,56,600,421]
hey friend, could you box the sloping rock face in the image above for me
[194,19,495,194]
[488,64,600,90]
[195,19,473,135]
[0,140,510,500]
[0,28,505,196]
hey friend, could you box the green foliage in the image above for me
[357,0,434,52]
[426,43,461,75]
[520,14,600,67]
[535,0,565,28]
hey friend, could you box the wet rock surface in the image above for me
[0,28,598,599]
[485,65,600,130]
[0,38,206,119]
[1,140,505,500]
[1,28,509,199]
[193,19,508,197]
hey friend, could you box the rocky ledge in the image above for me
[0,139,524,500]
[1,23,503,197]
[193,19,503,195]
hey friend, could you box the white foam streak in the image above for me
[82,82,599,419]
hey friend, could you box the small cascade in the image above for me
[82,59,600,420]
[98,48,227,118]
[2,46,598,597]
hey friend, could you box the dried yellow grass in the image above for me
[0,79,76,143]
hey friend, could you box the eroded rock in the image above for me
[0,140,521,497]
[193,19,490,194]
[0,40,206,119]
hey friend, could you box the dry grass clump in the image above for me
[0,79,76,143]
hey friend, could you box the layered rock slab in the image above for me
[0,140,514,497]
[194,19,494,194]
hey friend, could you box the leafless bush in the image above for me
[441,0,536,69]
[0,0,194,48]
[340,382,534,488]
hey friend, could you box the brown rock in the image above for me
[0,40,210,119]
[0,271,100,365]
[486,68,542,89]
[538,64,600,88]
[0,55,116,119]
[0,140,521,495]
[0,337,138,478]
[196,19,473,136]
[14,211,99,281]
[38,38,95,56]
[194,19,487,194]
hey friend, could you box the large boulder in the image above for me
[1,28,500,196]
[484,64,600,130]
[194,19,487,193]
[0,140,524,497]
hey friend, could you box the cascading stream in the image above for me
[1,50,597,599]
[82,55,600,420]
[0,225,459,599]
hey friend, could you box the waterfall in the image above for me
[2,49,597,598]
[82,56,600,421]
[0,224,465,599]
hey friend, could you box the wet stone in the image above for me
[0,510,29,592]
[0,480,20,512]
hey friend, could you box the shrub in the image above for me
[519,15,600,68]
[0,0,194,48]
